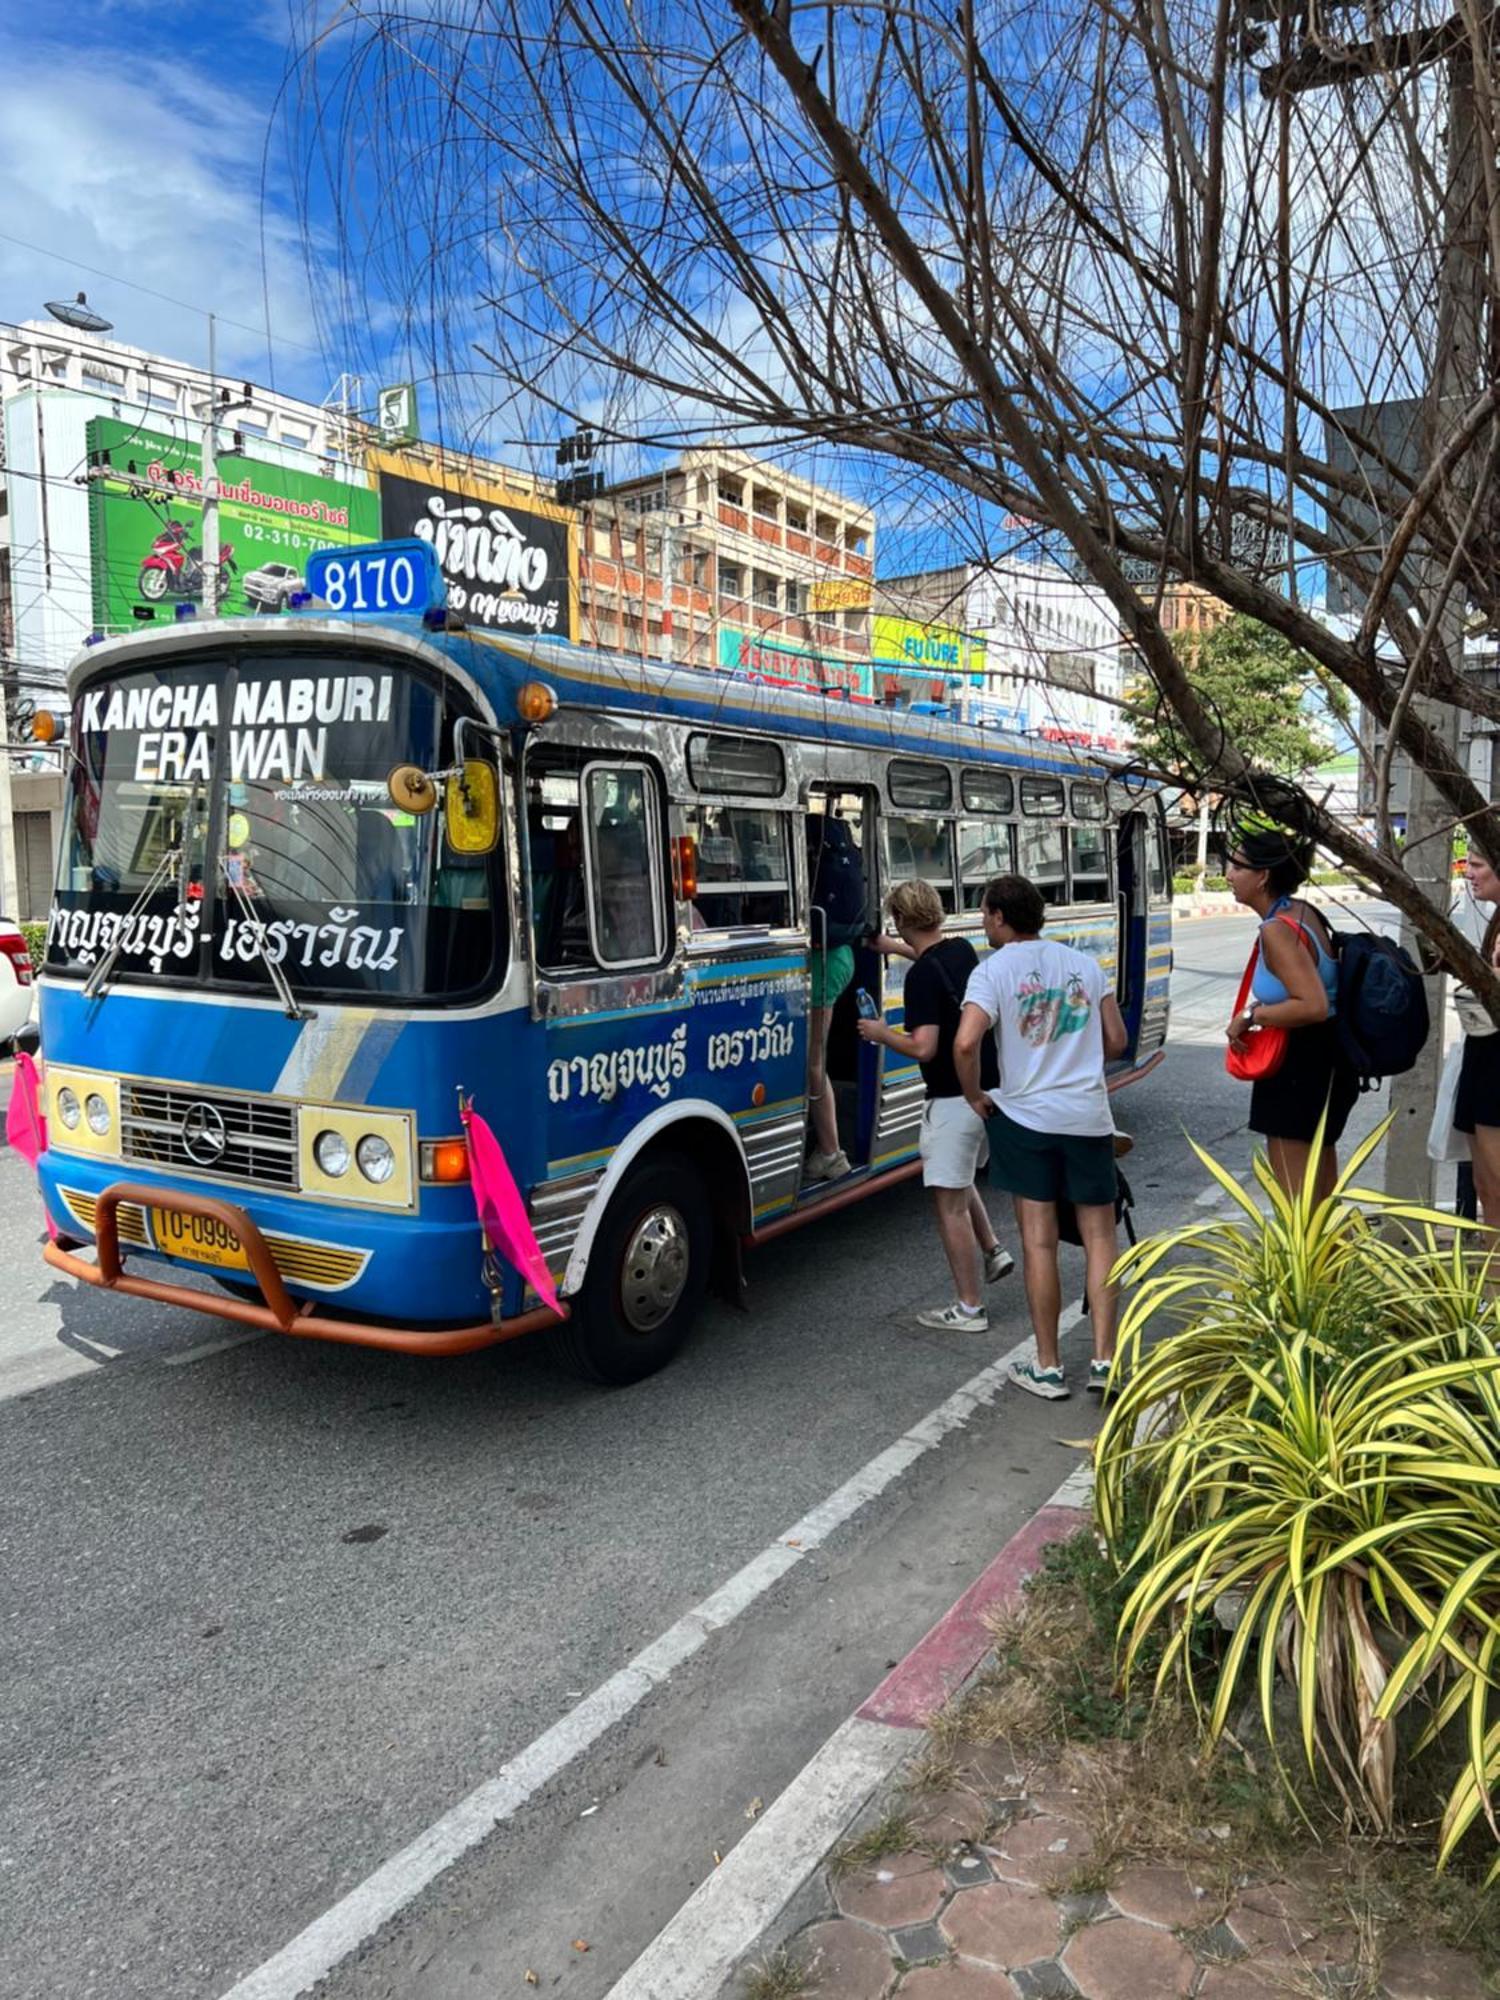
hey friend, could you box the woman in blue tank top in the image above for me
[1224,828,1357,1202]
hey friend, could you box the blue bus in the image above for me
[34,601,1171,1383]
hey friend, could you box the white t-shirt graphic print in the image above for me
[963,937,1113,1137]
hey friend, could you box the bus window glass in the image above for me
[51,655,501,1001]
[1018,820,1068,904]
[1071,781,1107,821]
[686,733,784,797]
[1069,823,1111,902]
[885,816,956,910]
[527,764,592,970]
[888,760,953,810]
[1021,775,1066,816]
[585,765,665,968]
[684,806,791,929]
[1151,819,1169,899]
[961,769,1014,814]
[958,819,1015,908]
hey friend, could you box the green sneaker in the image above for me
[1009,1359,1069,1401]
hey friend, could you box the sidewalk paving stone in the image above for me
[1378,1940,1494,1999]
[897,1963,1021,1997]
[1108,1862,1216,1930]
[790,1918,896,1998]
[836,1852,949,1928]
[1061,1916,1197,1997]
[910,1790,994,1845]
[985,1815,1095,1889]
[939,1879,1061,1967]
[1195,1966,1301,1998]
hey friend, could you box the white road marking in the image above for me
[607,1450,1103,2000]
[606,1718,907,2000]
[162,1330,268,1367]
[218,1314,1083,2000]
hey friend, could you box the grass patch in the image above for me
[828,1811,918,1880]
[741,1947,812,2000]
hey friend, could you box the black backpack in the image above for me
[1329,925,1430,1088]
[808,816,867,945]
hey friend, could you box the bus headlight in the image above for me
[314,1130,351,1178]
[45,1069,120,1157]
[356,1134,395,1185]
[297,1103,414,1207]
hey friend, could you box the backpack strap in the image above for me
[925,945,965,1013]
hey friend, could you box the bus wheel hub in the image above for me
[619,1205,690,1332]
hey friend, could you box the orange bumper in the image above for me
[43,1179,566,1357]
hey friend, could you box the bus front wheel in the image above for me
[556,1155,711,1386]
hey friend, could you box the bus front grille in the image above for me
[119,1083,301,1191]
[59,1189,368,1292]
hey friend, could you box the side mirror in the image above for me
[445,760,500,856]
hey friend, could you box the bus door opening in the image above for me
[806,784,879,1172]
[1115,810,1151,1053]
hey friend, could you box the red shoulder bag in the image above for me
[1224,914,1316,1082]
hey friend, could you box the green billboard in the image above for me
[85,416,381,633]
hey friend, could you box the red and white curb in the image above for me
[605,1460,1095,2000]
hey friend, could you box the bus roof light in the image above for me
[517,681,557,724]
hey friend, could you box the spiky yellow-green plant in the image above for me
[1095,1119,1500,1869]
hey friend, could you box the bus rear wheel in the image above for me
[555,1155,711,1386]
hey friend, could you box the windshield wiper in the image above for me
[218,859,308,1020]
[83,846,182,1002]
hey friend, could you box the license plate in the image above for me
[151,1208,250,1272]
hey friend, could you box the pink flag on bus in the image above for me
[462,1100,561,1316]
[6,1051,56,1240]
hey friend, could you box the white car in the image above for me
[0,918,36,1047]
[242,561,304,612]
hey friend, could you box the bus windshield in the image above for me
[46,651,502,1003]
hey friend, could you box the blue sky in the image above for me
[0,0,347,405]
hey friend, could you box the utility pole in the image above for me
[199,315,253,618]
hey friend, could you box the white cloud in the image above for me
[0,36,331,398]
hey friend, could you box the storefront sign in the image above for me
[717,627,871,695]
[808,577,872,613]
[872,614,986,679]
[376,457,576,641]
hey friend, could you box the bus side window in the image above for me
[584,765,667,968]
[528,769,588,970]
[683,804,791,929]
[958,818,1016,909]
[1018,820,1069,905]
[884,815,957,911]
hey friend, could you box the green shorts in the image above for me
[810,944,855,1010]
[986,1107,1117,1207]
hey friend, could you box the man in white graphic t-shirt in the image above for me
[954,873,1127,1401]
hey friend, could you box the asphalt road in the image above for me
[0,917,1405,2000]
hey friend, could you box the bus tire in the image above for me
[555,1155,711,1386]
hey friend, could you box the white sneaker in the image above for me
[984,1246,1015,1283]
[1087,1358,1114,1396]
[916,1302,989,1332]
[804,1147,852,1183]
[1009,1359,1069,1400]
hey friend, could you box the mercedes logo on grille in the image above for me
[180,1101,229,1167]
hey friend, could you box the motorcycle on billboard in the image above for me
[136,515,237,606]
